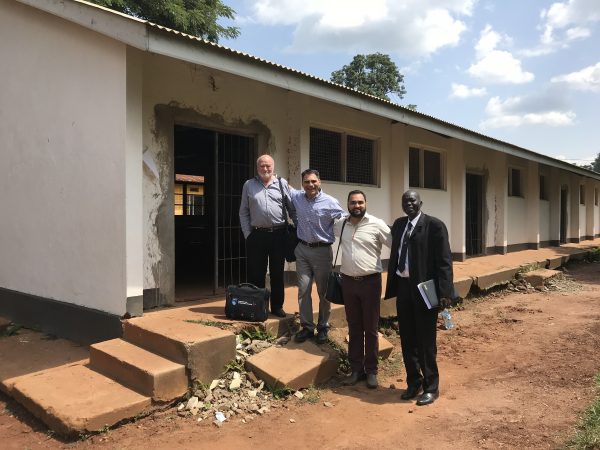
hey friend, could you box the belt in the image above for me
[342,272,380,281]
[253,225,287,232]
[299,239,332,248]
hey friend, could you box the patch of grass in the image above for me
[224,359,244,373]
[0,324,21,338]
[303,385,321,404]
[586,247,600,263]
[270,385,292,399]
[240,325,273,342]
[185,319,228,329]
[565,373,600,450]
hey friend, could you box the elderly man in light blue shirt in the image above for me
[290,169,346,344]
[239,155,296,317]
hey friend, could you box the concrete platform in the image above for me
[89,339,188,401]
[474,267,519,290]
[122,316,236,383]
[10,363,151,436]
[0,329,88,394]
[520,269,562,288]
[245,340,338,390]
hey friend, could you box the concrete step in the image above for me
[0,328,89,395]
[122,315,236,383]
[245,340,338,390]
[520,268,562,288]
[10,362,151,436]
[89,338,188,401]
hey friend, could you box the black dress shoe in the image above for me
[294,328,314,342]
[271,308,286,318]
[416,391,439,406]
[400,385,423,400]
[316,329,328,344]
[366,373,378,389]
[342,372,366,386]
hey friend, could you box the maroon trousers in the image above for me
[341,273,382,375]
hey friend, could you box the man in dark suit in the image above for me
[384,190,453,406]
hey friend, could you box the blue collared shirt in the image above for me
[290,189,346,244]
[239,176,297,238]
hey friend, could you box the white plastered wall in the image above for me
[140,54,398,295]
[0,1,128,314]
[506,156,529,246]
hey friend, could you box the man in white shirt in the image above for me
[335,190,391,389]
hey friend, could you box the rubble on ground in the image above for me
[175,331,308,426]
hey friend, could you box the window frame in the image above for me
[309,126,379,186]
[579,185,585,205]
[508,167,523,197]
[595,188,599,206]
[408,145,446,190]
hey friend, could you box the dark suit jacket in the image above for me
[384,213,454,302]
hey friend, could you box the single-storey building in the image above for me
[1,0,599,344]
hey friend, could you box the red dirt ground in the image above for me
[1,261,599,449]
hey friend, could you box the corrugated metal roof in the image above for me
[141,22,600,179]
[19,0,600,180]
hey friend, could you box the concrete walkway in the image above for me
[0,238,598,435]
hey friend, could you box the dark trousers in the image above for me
[396,277,439,393]
[342,273,382,375]
[246,229,286,310]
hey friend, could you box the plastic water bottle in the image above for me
[440,308,455,330]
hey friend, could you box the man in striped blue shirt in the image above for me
[290,169,346,344]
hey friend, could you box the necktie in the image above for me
[398,222,413,272]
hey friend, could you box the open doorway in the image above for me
[465,173,484,256]
[174,125,254,300]
[560,186,568,244]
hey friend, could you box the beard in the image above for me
[350,208,366,218]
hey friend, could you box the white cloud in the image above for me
[480,95,576,129]
[468,26,534,84]
[248,0,474,57]
[524,0,600,56]
[449,83,487,98]
[551,62,600,92]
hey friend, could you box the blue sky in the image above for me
[221,0,600,166]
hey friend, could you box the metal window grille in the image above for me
[347,135,374,184]
[310,128,342,182]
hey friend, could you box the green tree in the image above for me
[90,0,239,42]
[583,152,600,173]
[331,53,407,102]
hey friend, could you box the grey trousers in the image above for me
[294,243,332,332]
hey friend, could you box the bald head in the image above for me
[401,190,422,220]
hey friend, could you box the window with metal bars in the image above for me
[409,146,444,190]
[309,127,377,185]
